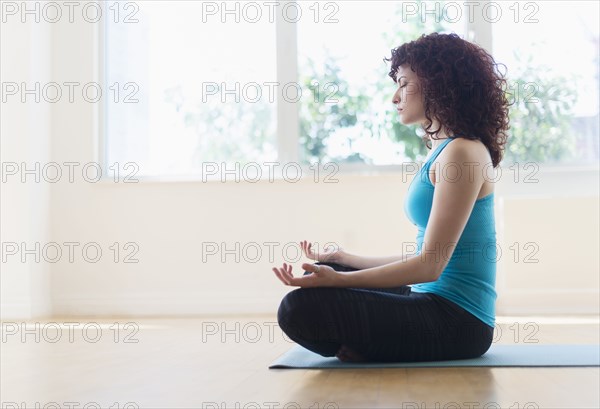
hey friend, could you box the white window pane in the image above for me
[297,0,465,165]
[492,0,599,165]
[105,1,277,177]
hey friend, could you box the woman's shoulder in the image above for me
[445,137,492,166]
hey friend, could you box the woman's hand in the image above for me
[300,240,344,264]
[272,262,342,288]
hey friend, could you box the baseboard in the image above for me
[50,294,284,317]
[497,290,600,315]
[15,290,600,318]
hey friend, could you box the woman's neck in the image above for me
[425,120,452,150]
[429,131,452,150]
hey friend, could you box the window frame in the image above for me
[96,1,599,185]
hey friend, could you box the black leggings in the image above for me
[277,261,494,363]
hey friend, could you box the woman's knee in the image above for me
[277,288,337,342]
[277,289,311,336]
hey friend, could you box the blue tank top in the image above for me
[406,136,497,328]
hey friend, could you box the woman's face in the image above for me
[392,64,425,125]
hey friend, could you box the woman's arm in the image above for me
[336,251,412,270]
[303,241,411,270]
[338,253,436,288]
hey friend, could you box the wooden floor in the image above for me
[2,315,599,408]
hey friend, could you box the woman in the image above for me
[273,32,510,363]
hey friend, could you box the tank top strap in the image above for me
[425,136,457,165]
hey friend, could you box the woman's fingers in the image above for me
[302,263,319,274]
[273,263,298,286]
[274,261,330,288]
[272,267,290,285]
[300,240,308,257]
[282,263,293,281]
[272,267,284,284]
[307,242,316,258]
[272,269,282,285]
[301,240,316,260]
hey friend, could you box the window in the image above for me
[104,1,277,177]
[491,0,599,166]
[103,1,598,179]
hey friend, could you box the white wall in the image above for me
[1,18,52,319]
[1,10,598,319]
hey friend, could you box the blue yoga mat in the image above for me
[269,344,600,369]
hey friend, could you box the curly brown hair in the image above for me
[384,32,510,168]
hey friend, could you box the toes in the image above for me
[336,347,349,362]
[336,345,362,363]
[338,344,366,362]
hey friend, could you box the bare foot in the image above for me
[335,344,367,362]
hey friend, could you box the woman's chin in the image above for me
[398,116,412,125]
